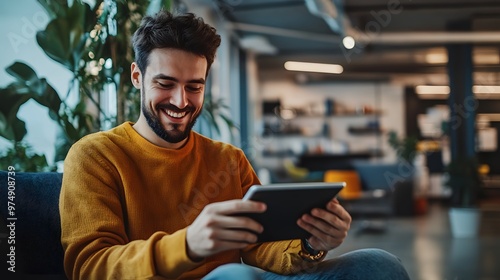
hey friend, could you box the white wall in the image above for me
[0,0,73,165]
[184,1,236,144]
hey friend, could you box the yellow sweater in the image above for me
[60,122,312,280]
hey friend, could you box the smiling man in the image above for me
[132,48,206,148]
[59,10,410,280]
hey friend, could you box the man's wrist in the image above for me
[299,239,327,262]
[185,235,204,262]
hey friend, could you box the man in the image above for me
[60,11,410,280]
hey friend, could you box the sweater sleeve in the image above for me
[59,139,201,280]
[241,240,319,275]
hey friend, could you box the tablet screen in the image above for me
[241,182,345,242]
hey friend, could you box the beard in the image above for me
[141,86,201,144]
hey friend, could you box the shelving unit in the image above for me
[253,81,406,174]
[258,109,385,165]
[348,126,384,135]
[262,112,383,136]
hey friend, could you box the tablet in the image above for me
[240,182,345,242]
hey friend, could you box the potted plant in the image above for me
[387,131,431,215]
[1,0,236,169]
[445,156,482,238]
[387,131,418,165]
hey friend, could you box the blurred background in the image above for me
[1,1,500,279]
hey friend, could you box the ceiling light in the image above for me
[473,85,500,94]
[284,61,343,74]
[422,50,500,64]
[425,53,448,64]
[342,36,355,49]
[416,85,500,99]
[415,85,450,95]
[473,53,500,64]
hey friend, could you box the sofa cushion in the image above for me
[0,171,65,277]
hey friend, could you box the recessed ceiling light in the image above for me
[473,53,500,64]
[415,85,450,95]
[342,36,355,49]
[425,53,448,64]
[473,85,500,94]
[284,61,343,74]
[416,85,500,99]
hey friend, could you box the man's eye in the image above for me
[158,82,173,88]
[187,86,202,92]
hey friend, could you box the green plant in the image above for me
[445,156,482,208]
[1,0,238,167]
[0,141,56,172]
[0,62,96,160]
[0,0,171,162]
[387,131,418,164]
[35,0,172,125]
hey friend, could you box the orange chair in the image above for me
[324,170,363,200]
[324,169,391,234]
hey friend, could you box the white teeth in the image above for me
[165,109,187,118]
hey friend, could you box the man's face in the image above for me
[131,48,207,147]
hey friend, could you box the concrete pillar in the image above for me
[446,42,476,160]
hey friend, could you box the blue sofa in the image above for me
[329,161,414,234]
[0,171,66,278]
[352,161,415,217]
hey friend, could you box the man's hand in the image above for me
[297,198,352,251]
[186,200,266,260]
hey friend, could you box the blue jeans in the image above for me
[202,248,410,280]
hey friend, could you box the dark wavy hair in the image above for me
[132,10,221,76]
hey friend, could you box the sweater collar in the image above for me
[122,122,195,157]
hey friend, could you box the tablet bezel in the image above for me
[241,182,345,242]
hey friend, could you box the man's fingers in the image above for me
[215,228,260,244]
[205,199,267,215]
[297,218,342,250]
[213,215,264,234]
[326,201,352,223]
[301,212,341,236]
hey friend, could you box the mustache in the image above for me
[156,104,195,113]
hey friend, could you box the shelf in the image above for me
[262,151,299,157]
[263,112,382,120]
[348,127,384,135]
[260,134,327,139]
[328,111,382,117]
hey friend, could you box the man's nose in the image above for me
[170,87,188,109]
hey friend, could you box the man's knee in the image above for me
[321,248,410,280]
[203,263,261,280]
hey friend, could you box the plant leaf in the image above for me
[36,19,72,69]
[1,118,28,142]
[31,78,62,115]
[36,1,92,72]
[0,86,33,141]
[62,116,79,142]
[5,62,39,84]
[0,111,6,132]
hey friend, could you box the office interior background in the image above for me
[1,0,500,279]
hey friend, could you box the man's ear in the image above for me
[131,62,142,89]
